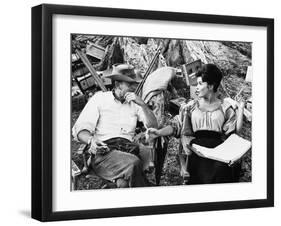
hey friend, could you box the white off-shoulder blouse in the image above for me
[170,99,237,138]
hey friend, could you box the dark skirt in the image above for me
[188,131,241,185]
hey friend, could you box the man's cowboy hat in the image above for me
[103,64,142,83]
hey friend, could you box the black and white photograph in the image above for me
[71,35,253,190]
[0,0,279,224]
[30,3,274,221]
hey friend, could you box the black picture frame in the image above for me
[31,3,274,222]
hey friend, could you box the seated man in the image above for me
[72,64,158,188]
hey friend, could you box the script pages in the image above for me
[192,133,251,165]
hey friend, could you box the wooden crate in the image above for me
[86,43,105,60]
[72,94,87,112]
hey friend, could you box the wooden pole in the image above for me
[135,47,162,95]
[75,49,107,92]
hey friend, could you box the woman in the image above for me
[148,64,243,184]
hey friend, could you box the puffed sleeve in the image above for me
[72,92,101,141]
[222,105,237,135]
[168,100,195,138]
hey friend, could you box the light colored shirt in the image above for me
[72,91,146,142]
[171,99,237,138]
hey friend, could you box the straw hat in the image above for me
[103,64,142,83]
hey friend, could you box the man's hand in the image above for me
[146,128,161,141]
[89,138,110,155]
[124,92,158,129]
[124,92,145,106]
